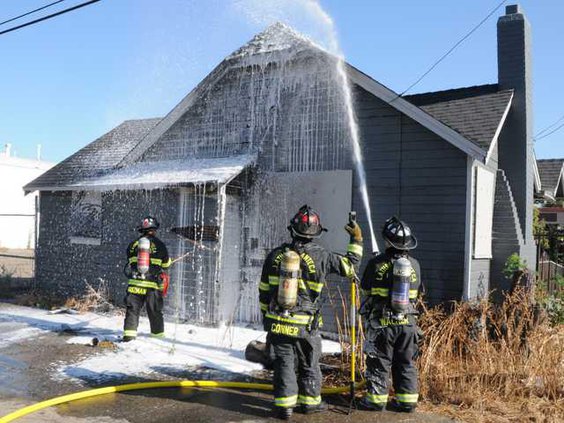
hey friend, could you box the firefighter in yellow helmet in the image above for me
[359,216,422,413]
[122,216,172,342]
[259,205,363,420]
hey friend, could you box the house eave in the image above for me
[485,91,514,165]
[532,150,542,193]
[346,64,487,162]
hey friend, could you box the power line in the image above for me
[395,0,509,99]
[0,0,67,27]
[535,121,564,142]
[0,0,102,37]
[535,114,564,139]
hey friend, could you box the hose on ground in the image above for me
[0,379,365,422]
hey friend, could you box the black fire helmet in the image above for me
[137,216,160,233]
[288,205,327,239]
[382,216,417,250]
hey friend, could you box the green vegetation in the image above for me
[502,252,527,278]
[536,276,564,326]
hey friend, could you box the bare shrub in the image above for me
[64,280,116,314]
[418,287,564,421]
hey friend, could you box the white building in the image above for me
[0,144,54,249]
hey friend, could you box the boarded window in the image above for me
[541,213,558,222]
[70,191,102,245]
[171,225,219,242]
[474,167,495,259]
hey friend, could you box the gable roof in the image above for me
[26,25,515,193]
[24,118,161,193]
[405,85,514,152]
[537,158,564,198]
[122,24,490,166]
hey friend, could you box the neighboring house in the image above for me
[25,5,536,329]
[536,158,564,224]
[536,158,564,202]
[0,144,53,249]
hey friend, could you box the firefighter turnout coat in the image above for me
[123,235,171,339]
[360,248,422,410]
[259,238,362,410]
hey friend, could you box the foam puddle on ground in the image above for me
[0,303,340,385]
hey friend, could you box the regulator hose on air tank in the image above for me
[0,380,365,422]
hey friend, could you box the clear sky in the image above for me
[0,0,562,162]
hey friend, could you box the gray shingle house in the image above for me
[536,159,564,202]
[25,5,536,329]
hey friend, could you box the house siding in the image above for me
[351,86,468,304]
[36,189,179,304]
[141,57,351,173]
[469,259,491,299]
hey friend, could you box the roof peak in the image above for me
[227,22,321,60]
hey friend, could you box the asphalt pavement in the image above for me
[0,322,453,422]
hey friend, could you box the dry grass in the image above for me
[418,288,564,422]
[326,287,563,421]
[64,281,116,314]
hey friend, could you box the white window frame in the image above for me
[69,191,102,245]
[473,166,495,259]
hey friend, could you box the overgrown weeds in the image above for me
[418,287,564,422]
[64,281,116,314]
[11,280,117,314]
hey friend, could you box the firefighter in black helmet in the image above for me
[259,205,363,420]
[359,216,422,412]
[122,216,172,342]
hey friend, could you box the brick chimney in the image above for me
[497,4,534,246]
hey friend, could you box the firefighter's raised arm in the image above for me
[326,217,363,278]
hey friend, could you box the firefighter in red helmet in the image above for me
[122,216,172,342]
[359,216,422,412]
[259,205,363,420]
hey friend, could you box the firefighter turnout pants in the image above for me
[364,323,420,408]
[268,333,322,409]
[123,289,164,339]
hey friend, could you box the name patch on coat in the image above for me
[271,323,299,337]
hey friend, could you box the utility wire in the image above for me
[0,0,66,27]
[535,121,564,142]
[0,0,102,37]
[391,0,508,101]
[534,114,564,139]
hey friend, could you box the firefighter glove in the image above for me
[345,221,363,243]
[159,273,170,297]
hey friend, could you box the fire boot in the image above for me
[389,398,416,413]
[298,400,328,414]
[358,397,384,411]
[273,407,293,420]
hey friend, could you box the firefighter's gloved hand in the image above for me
[345,221,363,243]
[159,273,170,297]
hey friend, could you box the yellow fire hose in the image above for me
[3,217,367,422]
[0,379,365,422]
[350,276,357,398]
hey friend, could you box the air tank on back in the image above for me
[391,256,413,317]
[278,249,301,312]
[137,237,151,279]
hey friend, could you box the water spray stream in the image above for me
[305,0,379,253]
